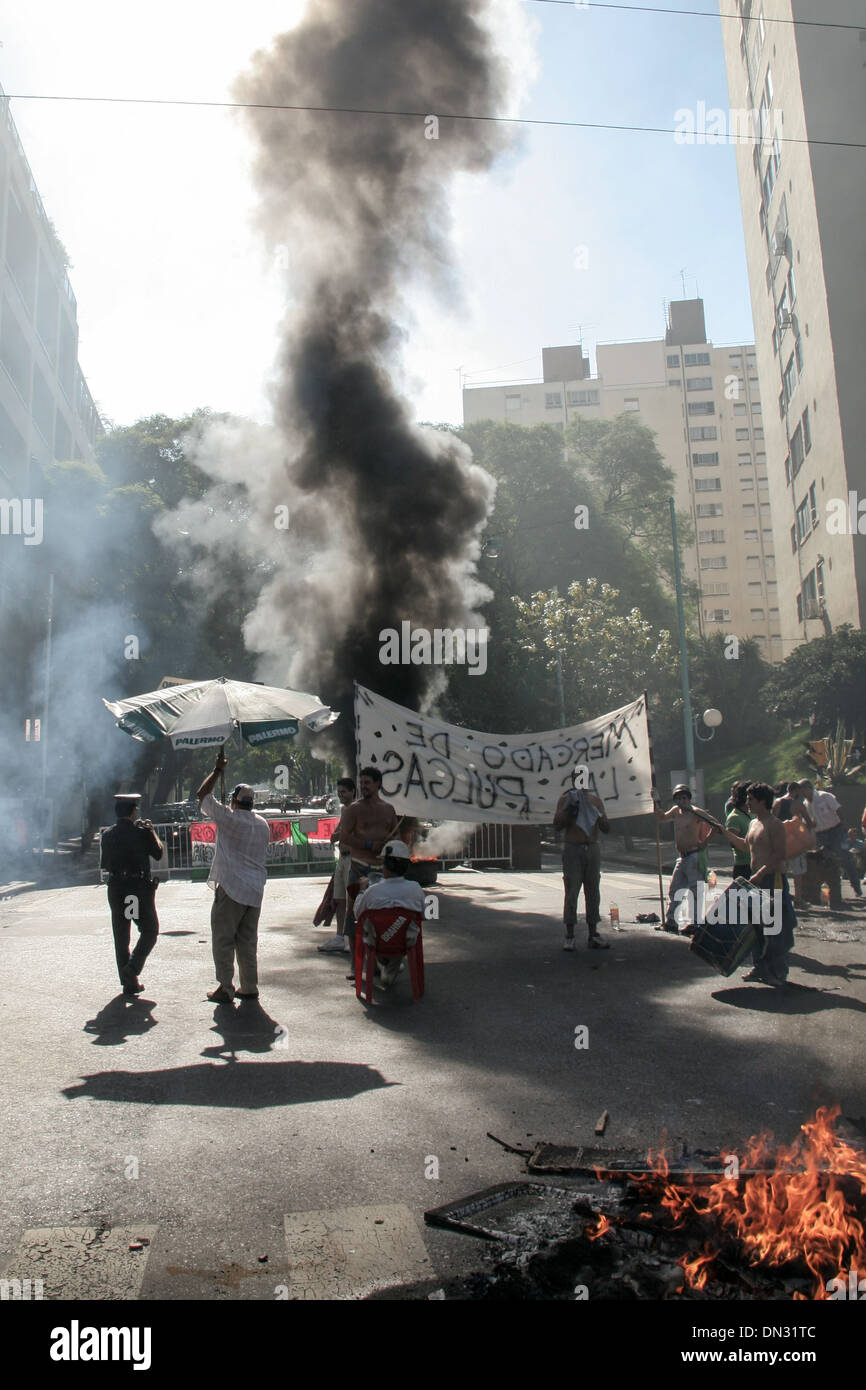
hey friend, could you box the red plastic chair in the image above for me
[355,906,424,1003]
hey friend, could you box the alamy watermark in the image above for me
[675,882,783,934]
[0,498,43,545]
[379,621,488,676]
[673,102,784,147]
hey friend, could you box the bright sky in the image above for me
[1,0,755,430]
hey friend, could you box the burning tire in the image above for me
[407,858,439,887]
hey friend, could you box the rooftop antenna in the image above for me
[680,268,688,298]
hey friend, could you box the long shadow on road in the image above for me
[60,1059,395,1108]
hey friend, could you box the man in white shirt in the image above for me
[197,750,270,1003]
[353,839,426,988]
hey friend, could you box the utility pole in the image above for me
[39,573,55,861]
[670,499,696,792]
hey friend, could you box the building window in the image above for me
[699,529,726,543]
[809,482,818,527]
[705,608,732,622]
[742,504,756,517]
[744,529,759,542]
[505,394,521,411]
[751,608,765,620]
[802,405,811,453]
[773,132,781,173]
[623,398,640,411]
[784,456,791,484]
[684,352,711,366]
[790,423,804,476]
[741,478,755,491]
[738,453,752,465]
[791,523,798,553]
[687,376,714,391]
[688,401,716,416]
[695,477,722,492]
[735,428,751,440]
[746,554,761,568]
[733,403,747,415]
[696,503,724,517]
[763,159,775,204]
[749,582,763,595]
[796,496,811,543]
[704,582,730,595]
[700,556,728,569]
[567,388,600,406]
[784,354,796,403]
[751,401,762,414]
[795,336,804,374]
[692,452,720,466]
[772,327,778,356]
[728,351,743,361]
[545,392,562,409]
[689,426,718,441]
[753,428,764,440]
[666,354,681,367]
[668,378,681,387]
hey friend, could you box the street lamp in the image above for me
[694,707,723,743]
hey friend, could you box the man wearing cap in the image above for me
[196,751,270,1003]
[352,839,426,988]
[653,784,715,934]
[100,793,164,994]
[553,768,610,950]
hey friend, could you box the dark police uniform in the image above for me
[100,803,163,989]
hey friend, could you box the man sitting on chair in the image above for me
[353,839,426,988]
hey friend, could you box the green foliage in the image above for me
[686,632,775,755]
[762,626,866,733]
[513,579,679,728]
[566,412,693,578]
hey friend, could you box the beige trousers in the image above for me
[211,884,260,993]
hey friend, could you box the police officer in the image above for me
[100,793,164,994]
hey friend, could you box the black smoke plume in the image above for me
[200,0,522,756]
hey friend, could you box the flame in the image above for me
[680,1247,715,1290]
[587,1213,611,1242]
[648,1106,866,1297]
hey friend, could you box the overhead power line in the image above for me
[525,0,866,32]
[3,92,865,150]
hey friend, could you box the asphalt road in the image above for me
[1,864,864,1301]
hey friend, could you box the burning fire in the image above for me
[642,1106,866,1298]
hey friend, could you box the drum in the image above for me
[689,877,759,977]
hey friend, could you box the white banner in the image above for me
[354,686,654,823]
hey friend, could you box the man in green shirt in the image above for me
[724,780,752,880]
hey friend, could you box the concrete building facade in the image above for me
[719,0,866,648]
[0,82,102,493]
[463,301,783,659]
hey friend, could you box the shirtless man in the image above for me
[340,766,399,959]
[653,784,714,934]
[721,780,796,986]
[553,768,610,950]
[317,777,357,954]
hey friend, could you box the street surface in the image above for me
[1,862,864,1300]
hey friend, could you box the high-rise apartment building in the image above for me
[463,300,783,658]
[0,83,102,491]
[719,1,866,648]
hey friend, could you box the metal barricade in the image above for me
[98,821,335,880]
[439,822,513,870]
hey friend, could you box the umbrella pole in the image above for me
[220,742,227,806]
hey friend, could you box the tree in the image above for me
[512,579,680,729]
[566,413,693,581]
[762,626,866,734]
[687,632,775,756]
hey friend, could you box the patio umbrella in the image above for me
[103,677,338,750]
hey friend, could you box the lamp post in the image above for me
[670,498,697,792]
[694,707,723,743]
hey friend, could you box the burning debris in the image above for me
[427,1107,866,1300]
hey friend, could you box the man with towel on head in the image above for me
[553,766,610,951]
